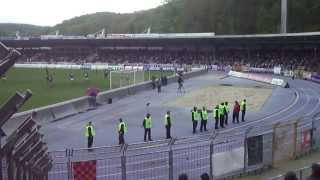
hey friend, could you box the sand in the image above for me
[167,85,273,112]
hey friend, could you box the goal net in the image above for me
[109,70,145,89]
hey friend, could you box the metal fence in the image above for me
[270,163,319,180]
[48,114,320,180]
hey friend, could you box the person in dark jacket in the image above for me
[284,171,298,180]
[233,101,240,123]
[178,174,188,180]
[157,78,162,93]
[164,111,172,139]
[307,163,320,180]
[200,173,210,180]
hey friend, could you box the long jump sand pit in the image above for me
[167,85,273,111]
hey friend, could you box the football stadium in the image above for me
[1,0,320,180]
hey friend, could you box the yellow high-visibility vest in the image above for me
[85,125,95,137]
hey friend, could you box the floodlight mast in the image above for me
[281,0,287,34]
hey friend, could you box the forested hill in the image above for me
[1,0,319,36]
[0,23,50,37]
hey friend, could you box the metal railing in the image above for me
[48,114,320,180]
[270,163,320,180]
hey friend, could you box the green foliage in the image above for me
[0,23,50,37]
[0,0,319,36]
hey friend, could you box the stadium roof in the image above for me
[1,32,320,48]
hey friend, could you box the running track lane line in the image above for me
[221,87,300,133]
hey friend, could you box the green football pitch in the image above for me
[0,68,174,111]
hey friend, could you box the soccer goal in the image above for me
[109,70,145,89]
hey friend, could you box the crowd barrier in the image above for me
[4,69,207,137]
[228,71,285,86]
[311,74,320,84]
[48,113,320,180]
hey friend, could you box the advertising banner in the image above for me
[273,66,281,75]
[247,135,263,166]
[311,74,320,83]
[213,147,244,176]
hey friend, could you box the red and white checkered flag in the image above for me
[73,160,97,180]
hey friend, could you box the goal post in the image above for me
[109,70,145,89]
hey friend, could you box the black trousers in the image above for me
[144,128,152,141]
[88,136,93,149]
[242,110,246,122]
[166,125,171,139]
[215,117,219,129]
[220,116,225,128]
[200,120,207,131]
[224,113,229,125]
[233,112,240,123]
[192,121,198,133]
[119,132,125,145]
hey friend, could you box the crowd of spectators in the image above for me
[176,163,320,180]
[284,163,320,180]
[4,47,320,72]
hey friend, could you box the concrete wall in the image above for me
[4,69,207,136]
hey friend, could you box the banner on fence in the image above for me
[273,122,297,165]
[247,135,263,166]
[73,160,97,180]
[311,74,320,83]
[212,146,244,176]
[300,129,312,153]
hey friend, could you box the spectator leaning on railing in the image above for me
[307,163,320,180]
[284,171,298,180]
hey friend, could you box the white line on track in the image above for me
[221,88,301,133]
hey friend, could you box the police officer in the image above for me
[118,118,127,145]
[224,102,230,125]
[164,111,172,139]
[241,99,247,122]
[191,107,200,134]
[219,102,225,128]
[200,106,208,132]
[85,121,95,151]
[143,113,153,141]
[214,105,220,129]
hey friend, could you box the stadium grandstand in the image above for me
[1,32,319,73]
[1,31,320,180]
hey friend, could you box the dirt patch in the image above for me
[167,85,273,111]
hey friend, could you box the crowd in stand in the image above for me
[283,163,320,180]
[1,47,319,72]
[176,163,320,180]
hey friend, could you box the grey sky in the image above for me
[0,0,163,26]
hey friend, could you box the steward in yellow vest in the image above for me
[143,113,152,141]
[219,103,225,128]
[85,122,95,150]
[191,107,200,134]
[118,118,127,145]
[241,99,247,122]
[213,105,220,129]
[200,107,208,132]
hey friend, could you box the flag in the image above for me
[73,160,97,180]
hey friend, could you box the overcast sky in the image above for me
[0,0,163,26]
